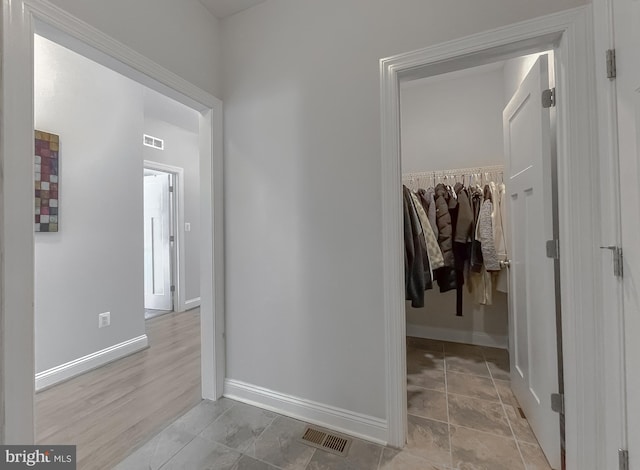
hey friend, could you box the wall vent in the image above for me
[299,426,351,457]
[143,134,164,150]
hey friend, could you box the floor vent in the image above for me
[299,426,352,457]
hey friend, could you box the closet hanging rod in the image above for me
[402,164,504,181]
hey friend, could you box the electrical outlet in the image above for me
[98,312,111,328]
[185,222,191,232]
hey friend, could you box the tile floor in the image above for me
[115,337,553,470]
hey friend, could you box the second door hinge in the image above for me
[607,49,617,80]
[170,285,175,293]
[169,185,174,193]
[619,449,629,470]
[542,88,556,108]
[546,239,560,259]
[551,393,564,414]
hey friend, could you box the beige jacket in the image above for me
[411,191,445,270]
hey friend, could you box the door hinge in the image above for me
[169,185,174,193]
[619,449,629,470]
[170,285,175,293]
[546,239,560,259]
[170,235,175,243]
[551,393,564,414]
[542,88,556,108]
[607,49,617,80]
[600,245,623,278]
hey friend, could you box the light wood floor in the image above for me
[36,309,202,470]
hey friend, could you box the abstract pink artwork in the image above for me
[34,130,59,232]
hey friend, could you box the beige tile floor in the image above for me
[403,336,554,470]
[116,337,554,470]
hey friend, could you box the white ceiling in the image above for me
[199,0,267,19]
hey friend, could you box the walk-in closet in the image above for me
[400,52,561,470]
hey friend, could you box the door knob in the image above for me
[500,259,511,268]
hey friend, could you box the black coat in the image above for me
[403,186,432,308]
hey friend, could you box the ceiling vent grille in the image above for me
[143,134,164,150]
[299,426,351,457]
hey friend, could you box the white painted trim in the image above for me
[591,0,627,467]
[1,0,225,442]
[381,6,603,467]
[185,297,201,310]
[406,324,508,350]
[35,335,148,392]
[144,160,187,313]
[224,379,388,445]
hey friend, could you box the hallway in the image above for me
[36,309,201,469]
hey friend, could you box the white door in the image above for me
[503,55,561,469]
[144,172,173,311]
[612,0,640,466]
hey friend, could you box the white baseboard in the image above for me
[224,379,388,445]
[35,335,149,391]
[406,323,508,349]
[184,297,201,310]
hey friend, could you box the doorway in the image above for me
[380,7,603,469]
[400,52,561,469]
[144,168,176,317]
[0,0,226,446]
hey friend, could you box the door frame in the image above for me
[143,161,186,313]
[591,0,630,465]
[380,5,605,468]
[1,0,226,443]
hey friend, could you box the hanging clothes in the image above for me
[469,186,484,274]
[453,183,474,243]
[411,191,445,270]
[433,183,457,293]
[493,182,509,293]
[403,186,432,308]
[478,186,501,272]
[402,166,507,312]
[417,188,438,238]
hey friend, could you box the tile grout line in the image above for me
[375,446,384,470]
[484,351,528,470]
[443,346,453,469]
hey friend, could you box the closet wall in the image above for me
[400,63,508,348]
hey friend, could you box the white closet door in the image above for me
[503,54,560,469]
[144,173,173,311]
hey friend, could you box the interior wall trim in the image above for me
[406,324,508,350]
[35,335,149,392]
[185,297,201,309]
[223,379,388,446]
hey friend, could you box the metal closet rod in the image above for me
[402,164,505,182]
[401,166,503,189]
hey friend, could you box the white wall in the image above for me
[221,0,586,424]
[143,89,201,304]
[401,64,505,172]
[34,35,145,373]
[400,64,508,348]
[48,0,223,98]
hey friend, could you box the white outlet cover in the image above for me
[185,222,191,232]
[99,312,111,328]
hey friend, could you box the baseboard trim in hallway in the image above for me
[35,334,149,391]
[223,378,388,446]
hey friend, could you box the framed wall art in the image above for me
[34,130,59,232]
